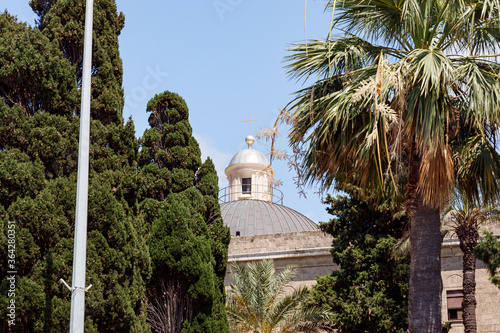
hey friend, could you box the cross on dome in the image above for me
[242,112,259,135]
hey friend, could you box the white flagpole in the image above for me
[69,0,94,331]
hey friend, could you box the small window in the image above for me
[447,290,463,321]
[242,178,251,194]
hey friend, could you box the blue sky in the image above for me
[2,1,336,223]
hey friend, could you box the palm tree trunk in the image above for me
[408,198,442,332]
[457,226,479,333]
[406,146,442,333]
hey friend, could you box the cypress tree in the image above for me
[30,0,125,124]
[0,6,150,332]
[138,91,230,333]
[0,11,77,117]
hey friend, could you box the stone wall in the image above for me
[227,230,332,254]
[225,230,336,288]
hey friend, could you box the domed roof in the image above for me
[220,200,318,237]
[226,135,269,170]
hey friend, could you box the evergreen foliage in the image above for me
[474,232,500,289]
[138,91,230,333]
[307,194,410,333]
[30,0,125,124]
[0,6,150,332]
[0,12,77,117]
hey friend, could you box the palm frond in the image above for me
[226,260,334,332]
[286,0,500,218]
[454,134,500,204]
[284,36,387,83]
[329,0,418,50]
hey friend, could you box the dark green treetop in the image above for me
[30,0,125,124]
[139,91,230,333]
[307,193,410,333]
[0,11,77,117]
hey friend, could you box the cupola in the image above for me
[224,135,274,202]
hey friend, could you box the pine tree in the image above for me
[138,91,230,333]
[307,193,410,333]
[0,7,150,332]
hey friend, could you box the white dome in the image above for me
[226,135,269,169]
[227,149,269,168]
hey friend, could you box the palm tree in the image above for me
[284,1,500,331]
[443,193,500,333]
[226,260,333,333]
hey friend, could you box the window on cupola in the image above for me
[242,178,251,194]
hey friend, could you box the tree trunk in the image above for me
[457,225,479,333]
[408,198,442,332]
[406,145,442,333]
[147,278,193,333]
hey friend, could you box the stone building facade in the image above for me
[225,230,335,289]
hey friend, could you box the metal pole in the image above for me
[70,0,94,331]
